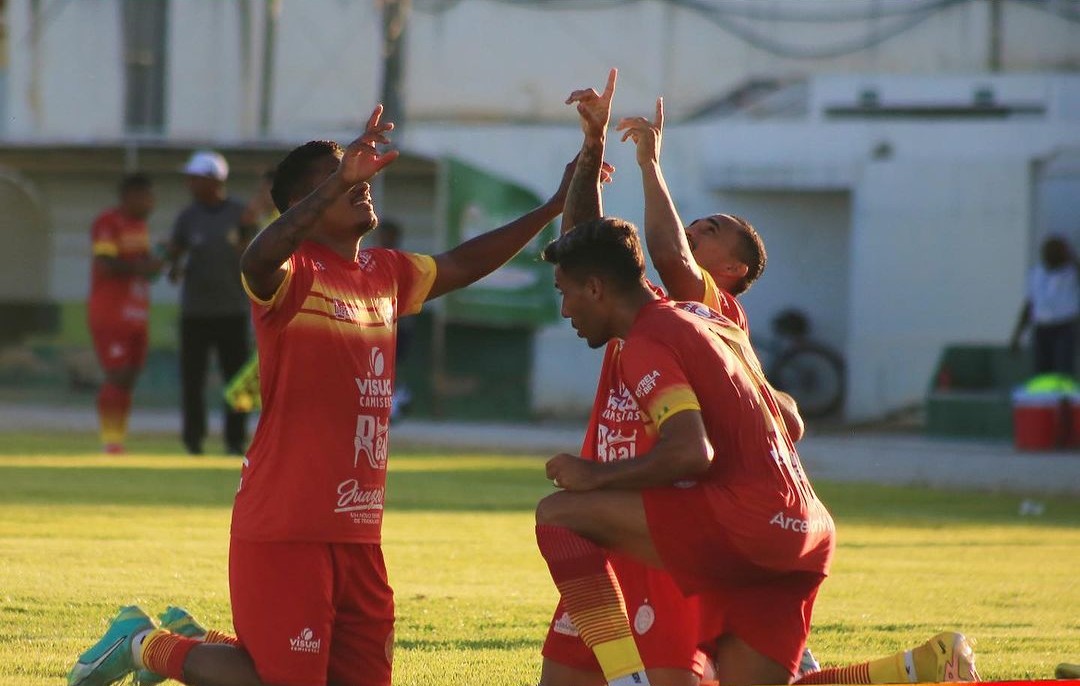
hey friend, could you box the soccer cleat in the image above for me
[68,605,154,686]
[797,647,821,678]
[133,606,208,686]
[909,631,980,682]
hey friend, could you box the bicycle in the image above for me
[753,309,846,420]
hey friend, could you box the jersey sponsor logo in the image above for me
[370,347,386,376]
[335,480,385,520]
[768,510,832,534]
[633,602,655,635]
[634,370,661,398]
[356,346,393,411]
[679,301,722,323]
[552,612,579,637]
[596,425,638,463]
[289,627,322,654]
[357,251,374,271]
[354,414,389,469]
[600,384,642,424]
[332,298,360,323]
[313,260,327,272]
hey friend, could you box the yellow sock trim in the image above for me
[592,635,645,682]
[867,651,908,684]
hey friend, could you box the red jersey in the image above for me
[88,208,152,322]
[581,277,747,460]
[232,241,436,543]
[619,299,834,576]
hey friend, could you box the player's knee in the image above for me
[535,491,573,527]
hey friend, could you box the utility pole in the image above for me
[988,0,1003,73]
[379,0,410,138]
[259,0,282,137]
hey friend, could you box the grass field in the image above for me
[1,431,1078,685]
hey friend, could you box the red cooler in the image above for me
[1012,391,1066,451]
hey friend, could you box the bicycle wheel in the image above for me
[769,343,845,419]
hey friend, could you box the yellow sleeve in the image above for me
[242,261,294,310]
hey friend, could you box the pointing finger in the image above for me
[655,97,664,129]
[602,68,618,100]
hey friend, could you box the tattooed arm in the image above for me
[561,68,617,235]
[240,106,397,301]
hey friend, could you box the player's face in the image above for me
[554,266,608,349]
[685,216,746,284]
[121,187,154,219]
[309,155,379,238]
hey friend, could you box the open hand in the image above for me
[616,97,664,167]
[338,105,400,186]
[565,68,618,141]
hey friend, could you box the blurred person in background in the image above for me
[87,173,163,454]
[164,150,258,456]
[1011,234,1080,377]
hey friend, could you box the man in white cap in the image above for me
[164,150,258,456]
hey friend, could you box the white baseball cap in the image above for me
[182,150,229,181]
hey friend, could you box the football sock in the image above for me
[203,629,240,647]
[794,648,922,684]
[794,663,873,684]
[97,382,131,447]
[535,525,649,686]
[137,629,199,682]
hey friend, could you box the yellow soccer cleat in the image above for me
[908,632,980,682]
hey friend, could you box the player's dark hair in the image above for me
[541,217,645,292]
[1041,235,1071,270]
[118,173,152,195]
[271,140,344,213]
[719,213,767,295]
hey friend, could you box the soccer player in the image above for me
[68,104,580,686]
[87,173,162,454]
[541,69,806,686]
[535,215,835,686]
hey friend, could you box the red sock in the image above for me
[141,630,199,682]
[535,525,644,681]
[204,629,240,647]
[795,664,872,684]
[97,382,131,447]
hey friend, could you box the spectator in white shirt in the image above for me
[1011,235,1080,376]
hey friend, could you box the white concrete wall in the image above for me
[5,0,124,140]
[847,159,1030,421]
[3,0,1079,140]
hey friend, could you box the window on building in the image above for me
[122,0,168,134]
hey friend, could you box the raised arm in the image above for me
[561,68,617,235]
[616,98,706,302]
[240,106,397,301]
[426,176,568,301]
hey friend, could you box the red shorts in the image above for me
[542,553,707,677]
[89,314,148,372]
[229,538,395,686]
[642,483,832,676]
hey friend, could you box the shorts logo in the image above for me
[635,371,661,398]
[552,612,579,637]
[633,603,655,635]
[289,627,322,654]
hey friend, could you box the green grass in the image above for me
[1,432,1078,685]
